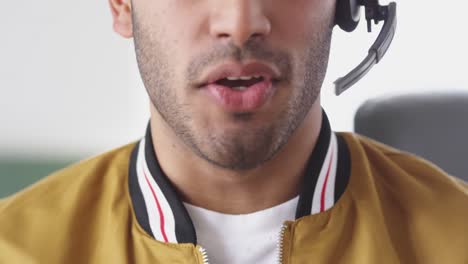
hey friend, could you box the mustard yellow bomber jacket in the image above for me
[1,119,467,263]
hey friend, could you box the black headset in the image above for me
[333,0,397,95]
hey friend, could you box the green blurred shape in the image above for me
[0,160,75,198]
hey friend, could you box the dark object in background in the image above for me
[354,91,468,181]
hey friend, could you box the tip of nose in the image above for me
[210,9,271,45]
[217,32,266,48]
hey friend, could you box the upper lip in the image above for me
[197,61,281,87]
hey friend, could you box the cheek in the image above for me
[273,0,335,41]
[150,9,203,89]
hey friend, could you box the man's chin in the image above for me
[201,153,269,171]
[194,136,277,171]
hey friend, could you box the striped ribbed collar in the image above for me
[128,109,351,244]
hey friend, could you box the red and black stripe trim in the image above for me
[128,127,197,244]
[334,135,351,202]
[142,127,197,244]
[295,110,351,218]
[129,108,351,244]
[128,141,154,238]
[295,110,332,218]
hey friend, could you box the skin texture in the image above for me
[109,0,336,214]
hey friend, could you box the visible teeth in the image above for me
[232,86,248,91]
[226,76,256,81]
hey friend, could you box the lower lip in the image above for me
[202,80,276,112]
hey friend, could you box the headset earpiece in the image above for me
[335,0,361,32]
[333,0,397,95]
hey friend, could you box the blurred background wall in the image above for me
[0,1,149,161]
[1,0,467,196]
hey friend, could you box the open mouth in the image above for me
[198,62,281,111]
[214,76,265,91]
[202,76,278,111]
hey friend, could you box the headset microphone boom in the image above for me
[334,0,397,95]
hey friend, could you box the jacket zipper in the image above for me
[277,223,288,264]
[198,246,210,264]
[197,223,288,264]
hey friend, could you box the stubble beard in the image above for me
[133,9,333,171]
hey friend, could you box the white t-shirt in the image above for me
[184,196,299,264]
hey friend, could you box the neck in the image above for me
[150,104,323,214]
